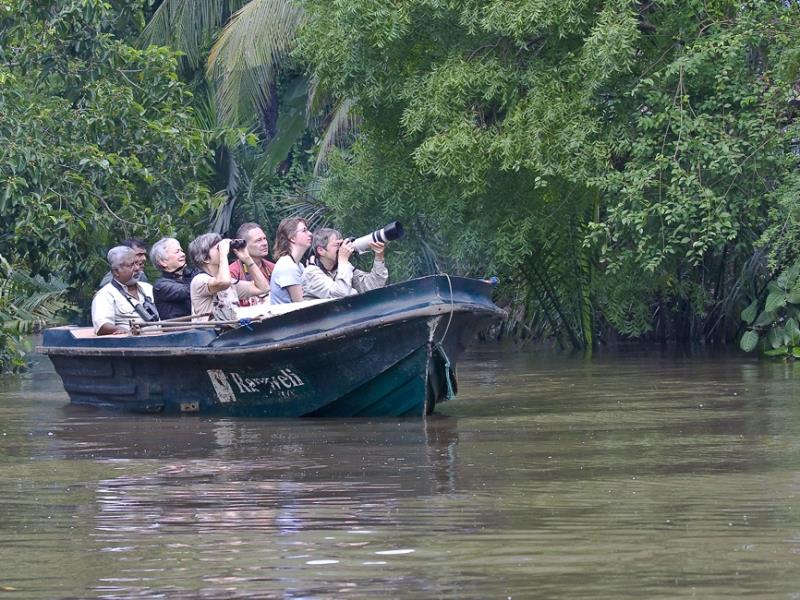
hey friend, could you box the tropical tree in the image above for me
[298,0,800,348]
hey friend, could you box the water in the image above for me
[1,346,799,599]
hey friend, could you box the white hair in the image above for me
[106,246,135,270]
[150,237,179,271]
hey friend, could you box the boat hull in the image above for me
[40,276,503,417]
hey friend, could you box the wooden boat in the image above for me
[38,276,504,417]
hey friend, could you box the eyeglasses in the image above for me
[295,226,309,233]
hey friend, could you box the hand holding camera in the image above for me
[337,238,354,263]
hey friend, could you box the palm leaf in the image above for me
[206,0,304,129]
[314,97,359,175]
[140,0,244,70]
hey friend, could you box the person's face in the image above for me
[291,222,312,250]
[132,246,147,270]
[318,234,341,260]
[113,256,140,285]
[245,227,269,259]
[161,240,186,272]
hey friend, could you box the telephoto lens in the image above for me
[350,221,405,254]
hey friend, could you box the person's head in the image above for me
[107,246,140,286]
[313,228,343,261]
[150,237,186,273]
[236,223,269,260]
[188,233,223,269]
[122,238,147,270]
[274,217,311,258]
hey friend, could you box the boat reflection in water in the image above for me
[53,414,461,540]
[40,276,504,417]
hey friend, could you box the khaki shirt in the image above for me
[302,259,388,300]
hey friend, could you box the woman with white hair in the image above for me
[188,233,269,321]
[150,237,199,320]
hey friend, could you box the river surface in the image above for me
[1,345,799,599]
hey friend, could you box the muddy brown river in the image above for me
[1,345,799,598]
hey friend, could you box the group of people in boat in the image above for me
[91,217,389,335]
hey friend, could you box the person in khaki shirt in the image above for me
[188,233,269,321]
[301,228,388,300]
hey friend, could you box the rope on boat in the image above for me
[435,342,456,401]
[437,272,455,345]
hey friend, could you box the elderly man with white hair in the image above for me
[91,246,159,335]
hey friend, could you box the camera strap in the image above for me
[110,279,157,313]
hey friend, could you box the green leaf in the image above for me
[739,330,759,352]
[754,310,774,327]
[792,347,800,359]
[765,292,787,313]
[740,299,758,324]
[764,347,789,357]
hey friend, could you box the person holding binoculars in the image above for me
[91,246,160,335]
[188,233,270,321]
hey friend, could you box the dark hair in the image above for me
[274,217,306,258]
[122,238,147,251]
[188,233,221,268]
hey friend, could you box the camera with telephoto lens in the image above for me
[230,238,247,250]
[133,299,160,322]
[349,221,405,254]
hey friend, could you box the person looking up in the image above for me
[150,237,199,320]
[100,238,149,286]
[229,222,275,306]
[269,217,313,305]
[188,233,269,321]
[92,246,159,335]
[302,228,388,300]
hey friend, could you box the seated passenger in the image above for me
[188,233,269,321]
[100,238,149,286]
[228,222,275,306]
[269,217,313,305]
[92,246,159,335]
[302,228,388,300]
[150,237,199,320]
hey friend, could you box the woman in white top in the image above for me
[269,217,313,304]
[188,233,269,321]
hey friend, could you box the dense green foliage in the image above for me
[2,0,800,371]
[0,0,213,287]
[739,261,800,358]
[299,0,800,348]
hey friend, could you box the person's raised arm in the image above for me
[206,239,232,294]
[233,246,269,296]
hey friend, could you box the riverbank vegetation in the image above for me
[1,0,799,370]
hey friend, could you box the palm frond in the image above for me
[140,0,242,69]
[314,97,358,175]
[206,0,304,129]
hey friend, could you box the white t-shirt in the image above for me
[269,255,304,305]
[91,281,155,334]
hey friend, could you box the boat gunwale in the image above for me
[37,301,504,358]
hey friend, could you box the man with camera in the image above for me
[92,246,159,335]
[302,228,388,300]
[228,223,275,306]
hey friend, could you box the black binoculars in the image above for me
[134,300,160,323]
[230,239,247,250]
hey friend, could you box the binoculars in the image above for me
[230,239,247,250]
